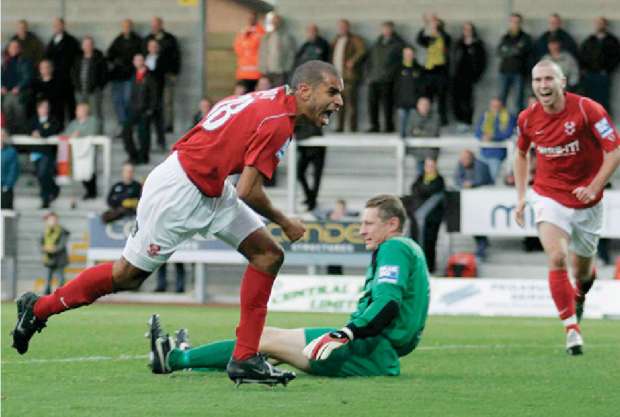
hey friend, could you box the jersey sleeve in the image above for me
[582,98,619,152]
[347,240,410,334]
[244,120,289,179]
[516,110,532,153]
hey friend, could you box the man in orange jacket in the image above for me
[234,12,265,92]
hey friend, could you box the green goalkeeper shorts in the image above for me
[304,327,400,377]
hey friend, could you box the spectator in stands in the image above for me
[255,75,271,91]
[454,149,493,260]
[41,211,70,295]
[155,263,186,293]
[192,97,212,126]
[63,102,99,199]
[474,97,516,182]
[534,13,578,61]
[258,14,296,87]
[542,37,579,91]
[123,53,158,165]
[452,22,487,133]
[233,81,248,97]
[417,14,451,126]
[145,17,181,133]
[366,21,405,133]
[45,17,80,125]
[31,59,65,130]
[1,128,19,210]
[107,19,143,137]
[144,39,166,151]
[325,199,357,275]
[233,12,265,92]
[10,19,44,67]
[101,162,142,223]
[71,36,107,134]
[579,17,620,112]
[331,19,366,133]
[394,46,426,138]
[497,13,532,112]
[295,24,330,68]
[295,117,325,211]
[31,99,61,209]
[409,96,440,176]
[2,40,34,134]
[405,157,445,273]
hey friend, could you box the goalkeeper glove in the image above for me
[303,327,354,361]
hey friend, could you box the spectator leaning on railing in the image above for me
[474,97,516,182]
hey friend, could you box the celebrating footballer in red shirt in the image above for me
[12,60,344,386]
[514,60,620,355]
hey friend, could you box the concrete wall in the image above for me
[273,0,620,124]
[1,0,202,133]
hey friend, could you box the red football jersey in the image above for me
[172,86,296,196]
[517,93,619,208]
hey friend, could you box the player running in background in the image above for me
[514,60,620,355]
[147,195,430,380]
[12,60,343,386]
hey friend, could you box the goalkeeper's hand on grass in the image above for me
[303,328,353,361]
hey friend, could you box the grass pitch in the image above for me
[2,303,619,417]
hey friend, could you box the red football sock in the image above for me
[575,268,596,301]
[548,269,579,332]
[232,265,275,360]
[34,262,114,321]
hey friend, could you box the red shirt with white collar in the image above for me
[517,92,619,208]
[173,86,296,197]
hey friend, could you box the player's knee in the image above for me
[250,244,284,274]
[548,250,568,269]
[112,259,150,291]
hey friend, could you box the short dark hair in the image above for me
[510,13,523,20]
[290,60,339,89]
[365,194,406,232]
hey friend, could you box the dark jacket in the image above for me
[295,36,330,67]
[107,31,143,81]
[71,49,108,94]
[107,180,142,209]
[367,33,405,83]
[31,77,65,126]
[394,61,426,108]
[10,31,44,65]
[31,116,62,138]
[1,54,33,90]
[41,226,70,269]
[129,70,159,114]
[579,32,620,74]
[144,54,165,95]
[497,30,533,75]
[453,37,486,82]
[144,31,181,75]
[45,31,80,83]
[454,158,493,188]
[410,174,445,215]
[535,28,578,60]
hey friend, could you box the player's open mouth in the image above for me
[320,110,334,125]
[539,91,553,98]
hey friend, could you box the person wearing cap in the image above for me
[41,212,70,295]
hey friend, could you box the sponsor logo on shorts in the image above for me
[147,244,161,257]
[377,265,399,284]
[564,121,576,136]
[537,139,579,157]
[594,117,614,140]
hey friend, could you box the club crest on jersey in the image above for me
[594,117,615,141]
[564,121,576,136]
[377,265,400,284]
[275,138,292,160]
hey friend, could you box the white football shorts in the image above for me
[122,151,264,272]
[529,189,603,257]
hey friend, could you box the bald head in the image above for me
[532,59,565,79]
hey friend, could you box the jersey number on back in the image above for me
[201,95,255,131]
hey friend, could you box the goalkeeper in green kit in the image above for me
[148,194,430,379]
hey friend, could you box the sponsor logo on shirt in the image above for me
[536,139,580,157]
[564,121,576,136]
[275,138,291,160]
[594,117,615,141]
[377,265,400,284]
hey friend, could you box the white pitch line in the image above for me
[3,354,148,365]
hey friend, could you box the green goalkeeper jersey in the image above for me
[347,236,430,356]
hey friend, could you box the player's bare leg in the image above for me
[226,228,296,386]
[538,222,583,355]
[571,252,596,324]
[12,257,150,354]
